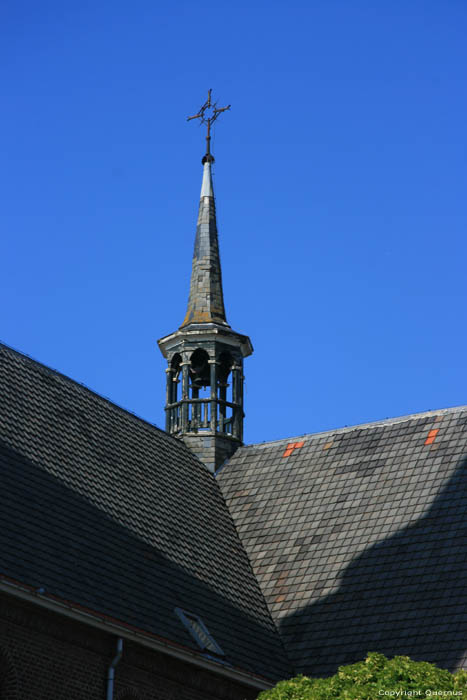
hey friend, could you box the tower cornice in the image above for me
[158,324,253,360]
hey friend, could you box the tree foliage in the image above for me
[258,653,467,700]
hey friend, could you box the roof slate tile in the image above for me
[0,343,291,682]
[219,407,467,677]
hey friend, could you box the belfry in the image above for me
[158,91,253,472]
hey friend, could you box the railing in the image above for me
[166,398,238,437]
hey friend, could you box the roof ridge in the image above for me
[244,404,467,448]
[0,339,204,460]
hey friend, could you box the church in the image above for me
[0,94,466,699]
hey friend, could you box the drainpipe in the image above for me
[106,637,123,700]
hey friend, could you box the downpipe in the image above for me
[106,638,123,700]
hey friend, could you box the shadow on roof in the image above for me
[279,455,467,677]
[0,439,290,682]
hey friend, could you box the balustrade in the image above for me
[165,398,240,438]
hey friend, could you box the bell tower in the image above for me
[158,91,253,473]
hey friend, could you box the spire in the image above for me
[181,159,228,327]
[181,90,231,329]
[158,91,253,472]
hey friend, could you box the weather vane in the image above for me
[187,89,231,163]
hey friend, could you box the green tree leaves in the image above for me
[258,654,467,700]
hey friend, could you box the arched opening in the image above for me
[166,353,182,433]
[190,349,210,395]
[189,349,211,431]
[170,354,182,404]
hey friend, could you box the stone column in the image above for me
[238,365,244,442]
[232,364,242,439]
[209,360,218,433]
[180,361,190,433]
[218,382,227,433]
[165,368,174,432]
[192,387,200,431]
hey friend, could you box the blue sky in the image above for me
[2,1,466,444]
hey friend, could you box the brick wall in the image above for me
[0,593,260,700]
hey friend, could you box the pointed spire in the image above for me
[181,159,228,327]
[158,92,253,469]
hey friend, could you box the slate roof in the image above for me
[218,407,467,677]
[0,342,291,682]
[181,160,228,328]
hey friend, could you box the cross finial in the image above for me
[187,89,231,163]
